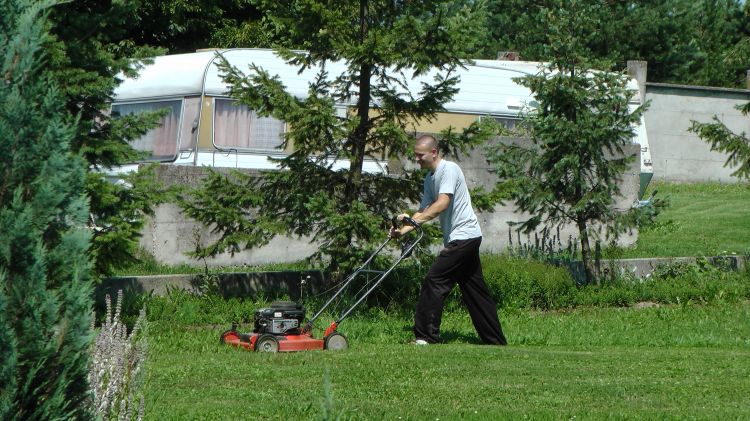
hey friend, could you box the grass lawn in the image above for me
[144,302,750,419]
[620,181,750,258]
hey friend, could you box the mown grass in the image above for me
[118,181,750,418]
[143,303,750,420]
[619,181,750,258]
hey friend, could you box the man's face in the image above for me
[413,143,436,170]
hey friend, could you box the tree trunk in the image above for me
[577,218,597,285]
[345,0,371,207]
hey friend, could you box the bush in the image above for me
[576,259,750,307]
[483,256,577,310]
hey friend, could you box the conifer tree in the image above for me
[0,1,94,419]
[45,0,171,276]
[690,102,750,180]
[181,0,497,273]
[484,1,649,284]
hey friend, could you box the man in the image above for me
[390,134,507,345]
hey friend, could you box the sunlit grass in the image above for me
[620,181,750,258]
[143,303,750,420]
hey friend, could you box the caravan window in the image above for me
[112,100,182,161]
[213,98,285,151]
[179,97,201,151]
[494,117,518,130]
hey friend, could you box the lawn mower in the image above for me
[219,216,423,352]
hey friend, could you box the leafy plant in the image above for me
[690,102,750,181]
[46,0,169,277]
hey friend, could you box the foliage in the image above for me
[483,0,750,88]
[484,0,650,284]
[483,256,577,310]
[115,254,750,328]
[89,291,147,421]
[576,260,749,307]
[87,165,176,275]
[690,103,750,180]
[688,0,750,88]
[181,0,498,275]
[46,0,171,277]
[127,0,266,53]
[0,1,94,418]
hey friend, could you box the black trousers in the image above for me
[414,237,507,345]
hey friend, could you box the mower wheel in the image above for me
[324,332,348,351]
[255,334,280,353]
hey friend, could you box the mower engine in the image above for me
[253,301,306,335]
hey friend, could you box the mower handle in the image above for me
[305,215,423,330]
[391,215,420,230]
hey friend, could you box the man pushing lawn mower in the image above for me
[390,134,507,346]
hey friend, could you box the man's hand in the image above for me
[389,213,414,238]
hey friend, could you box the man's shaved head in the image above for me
[414,134,441,171]
[416,134,438,152]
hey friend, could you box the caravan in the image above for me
[112,48,653,196]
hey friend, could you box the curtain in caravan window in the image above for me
[112,100,181,160]
[214,99,285,150]
[179,97,201,151]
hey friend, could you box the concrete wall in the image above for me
[140,143,641,267]
[644,83,750,183]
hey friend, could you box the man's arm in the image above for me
[413,193,451,224]
[391,193,451,237]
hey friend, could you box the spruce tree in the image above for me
[181,0,497,273]
[484,1,649,284]
[0,1,94,419]
[690,102,750,180]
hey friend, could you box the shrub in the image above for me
[576,259,750,307]
[115,255,750,329]
[1,2,95,419]
[483,256,577,310]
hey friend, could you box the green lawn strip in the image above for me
[143,303,750,419]
[622,181,750,258]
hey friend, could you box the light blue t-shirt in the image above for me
[419,159,482,245]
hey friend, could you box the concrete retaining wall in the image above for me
[140,143,641,267]
[98,255,748,300]
[98,270,325,301]
[644,83,750,183]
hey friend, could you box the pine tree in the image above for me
[484,1,649,284]
[180,0,497,273]
[0,1,94,419]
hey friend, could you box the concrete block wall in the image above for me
[139,142,642,267]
